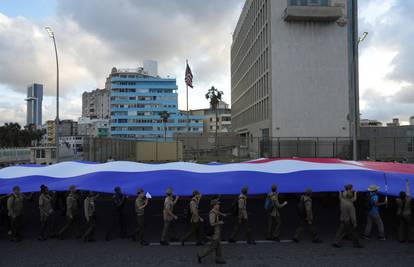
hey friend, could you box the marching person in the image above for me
[181,190,204,246]
[7,186,32,242]
[396,179,412,242]
[362,185,387,241]
[57,185,81,240]
[332,184,363,248]
[38,184,54,241]
[105,186,127,241]
[160,187,179,245]
[197,199,226,264]
[266,184,287,241]
[133,188,149,245]
[229,186,255,244]
[82,191,99,242]
[292,188,322,243]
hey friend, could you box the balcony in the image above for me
[284,4,342,22]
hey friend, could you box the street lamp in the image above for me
[160,111,170,142]
[45,26,60,162]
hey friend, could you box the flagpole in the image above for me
[186,59,189,131]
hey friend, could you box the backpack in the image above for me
[264,195,274,211]
[297,196,306,218]
[365,193,374,211]
[231,198,239,217]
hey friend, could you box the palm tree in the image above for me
[160,111,170,142]
[205,86,223,156]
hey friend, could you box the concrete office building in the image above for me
[25,83,43,127]
[231,0,357,153]
[107,62,204,140]
[82,88,110,119]
[78,117,110,137]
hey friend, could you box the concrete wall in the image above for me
[135,141,183,162]
[270,0,350,138]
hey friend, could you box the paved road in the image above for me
[0,238,413,267]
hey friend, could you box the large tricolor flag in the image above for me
[0,158,413,196]
[185,63,193,88]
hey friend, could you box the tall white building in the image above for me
[231,0,358,152]
[82,88,110,119]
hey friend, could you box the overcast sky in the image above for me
[0,0,413,126]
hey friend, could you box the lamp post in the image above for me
[160,111,170,142]
[45,26,60,162]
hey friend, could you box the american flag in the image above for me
[185,63,193,88]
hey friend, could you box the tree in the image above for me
[0,122,45,148]
[205,86,223,156]
[160,111,170,142]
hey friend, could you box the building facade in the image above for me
[82,88,110,119]
[191,101,232,133]
[231,0,356,153]
[25,83,43,127]
[78,117,110,137]
[107,64,204,140]
[44,119,78,145]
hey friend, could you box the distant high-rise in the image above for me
[25,83,43,127]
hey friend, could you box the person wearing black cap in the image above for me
[229,186,255,244]
[160,187,179,245]
[57,185,81,240]
[292,188,322,243]
[82,191,99,242]
[38,184,54,241]
[181,190,204,246]
[197,199,226,264]
[105,186,127,241]
[7,186,28,242]
[133,188,149,245]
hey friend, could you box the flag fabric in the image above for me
[185,63,193,88]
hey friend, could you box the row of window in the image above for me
[112,119,201,124]
[111,88,174,94]
[233,97,269,130]
[111,126,202,132]
[111,104,176,109]
[111,96,177,101]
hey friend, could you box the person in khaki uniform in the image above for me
[266,184,287,241]
[292,189,322,243]
[160,187,179,245]
[82,191,99,242]
[229,187,255,244]
[197,199,226,265]
[38,184,54,241]
[57,185,81,239]
[333,184,363,248]
[133,188,149,245]
[181,190,204,246]
[7,186,27,242]
[396,179,412,242]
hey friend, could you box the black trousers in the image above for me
[39,216,50,239]
[10,215,22,240]
[134,215,145,241]
[267,215,281,239]
[82,216,96,241]
[334,221,361,246]
[293,219,318,241]
[181,221,202,243]
[398,215,413,242]
[230,218,252,242]
[58,215,81,238]
[106,211,126,240]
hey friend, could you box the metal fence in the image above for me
[83,137,136,163]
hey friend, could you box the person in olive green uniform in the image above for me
[396,179,412,242]
[160,187,179,245]
[292,189,322,243]
[197,199,226,264]
[38,184,54,241]
[181,190,204,246]
[82,191,99,242]
[266,184,287,241]
[57,185,81,239]
[133,188,149,245]
[229,187,255,244]
[7,186,26,242]
[332,184,363,248]
[105,186,127,241]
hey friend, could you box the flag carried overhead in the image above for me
[185,62,193,88]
